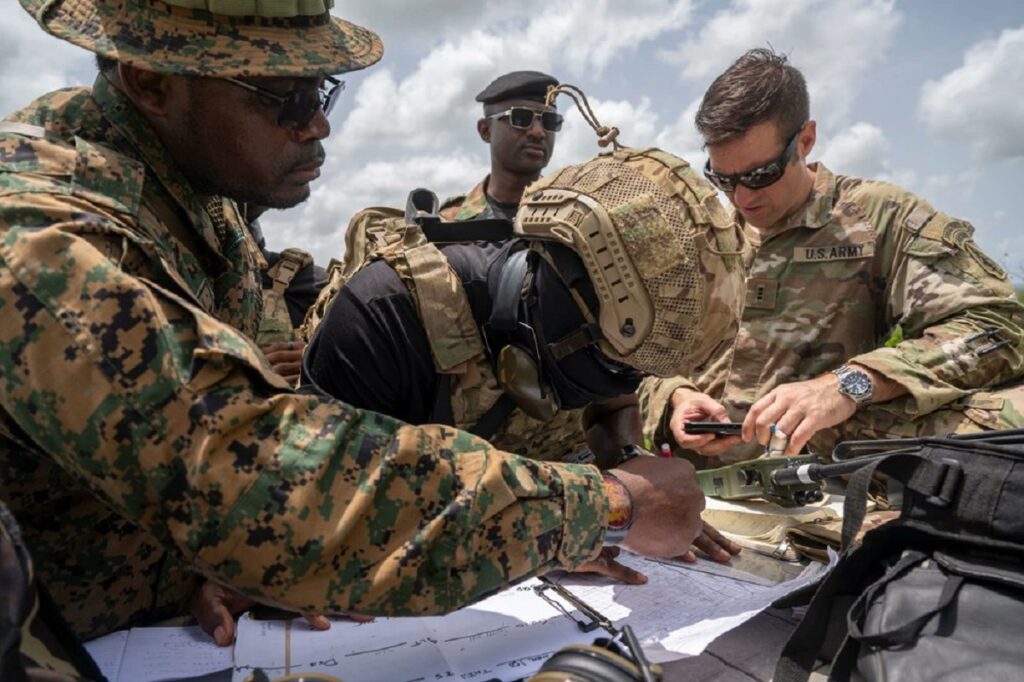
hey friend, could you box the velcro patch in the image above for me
[745,277,778,310]
[792,241,874,263]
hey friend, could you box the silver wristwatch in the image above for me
[833,365,874,408]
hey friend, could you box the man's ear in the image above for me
[477,117,491,143]
[117,63,181,119]
[798,120,817,160]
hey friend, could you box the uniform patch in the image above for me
[792,241,874,262]
[745,277,778,310]
[963,241,1008,280]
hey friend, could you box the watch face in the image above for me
[843,371,872,397]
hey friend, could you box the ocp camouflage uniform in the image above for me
[642,163,1024,462]
[0,78,607,640]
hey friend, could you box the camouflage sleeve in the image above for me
[849,201,1024,416]
[638,375,698,448]
[0,224,607,616]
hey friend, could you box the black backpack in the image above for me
[775,430,1024,681]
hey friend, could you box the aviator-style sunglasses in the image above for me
[703,123,806,192]
[487,106,564,133]
[223,76,345,129]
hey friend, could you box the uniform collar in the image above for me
[739,162,837,238]
[92,74,229,264]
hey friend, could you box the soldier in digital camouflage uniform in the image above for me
[439,71,561,222]
[643,48,1024,465]
[0,0,723,648]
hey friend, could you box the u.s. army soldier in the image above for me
[0,0,724,647]
[644,47,1024,463]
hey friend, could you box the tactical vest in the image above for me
[373,239,588,460]
[255,248,314,346]
[299,207,407,342]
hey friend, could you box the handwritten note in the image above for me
[232,584,584,682]
[85,625,232,682]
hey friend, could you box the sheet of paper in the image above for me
[427,582,586,681]
[84,629,129,682]
[115,626,233,682]
[233,615,448,682]
[86,626,233,682]
[232,583,586,682]
[232,550,833,679]
[551,549,835,662]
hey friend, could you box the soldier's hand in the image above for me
[610,456,704,558]
[742,373,856,455]
[668,388,741,456]
[191,581,371,646]
[675,520,742,564]
[261,340,306,386]
[574,546,648,584]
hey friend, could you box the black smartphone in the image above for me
[683,421,742,436]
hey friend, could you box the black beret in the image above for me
[475,70,558,105]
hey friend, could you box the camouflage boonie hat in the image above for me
[20,0,383,77]
[515,147,746,378]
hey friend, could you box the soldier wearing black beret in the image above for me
[440,70,563,221]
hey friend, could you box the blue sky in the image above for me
[3,0,1023,278]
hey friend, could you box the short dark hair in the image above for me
[95,54,118,74]
[695,48,809,146]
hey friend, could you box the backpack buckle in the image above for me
[925,458,963,508]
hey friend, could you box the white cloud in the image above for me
[337,0,693,158]
[919,26,1024,161]
[660,0,901,126]
[260,152,485,260]
[654,97,705,164]
[551,96,661,168]
[818,122,890,178]
[0,10,94,117]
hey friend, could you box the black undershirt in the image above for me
[301,243,504,423]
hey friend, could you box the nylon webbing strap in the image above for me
[489,249,530,333]
[421,219,513,244]
[469,395,518,441]
[841,453,957,550]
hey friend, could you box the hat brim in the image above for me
[26,0,383,77]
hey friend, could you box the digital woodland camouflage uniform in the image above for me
[439,178,494,221]
[642,163,1024,463]
[0,0,610,642]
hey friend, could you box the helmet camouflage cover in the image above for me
[515,147,746,378]
[19,0,382,77]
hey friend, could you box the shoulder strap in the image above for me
[265,248,312,295]
[420,219,513,244]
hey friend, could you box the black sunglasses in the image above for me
[703,124,806,192]
[223,76,345,129]
[487,106,564,133]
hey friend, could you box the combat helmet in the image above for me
[514,147,746,378]
[19,0,382,77]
